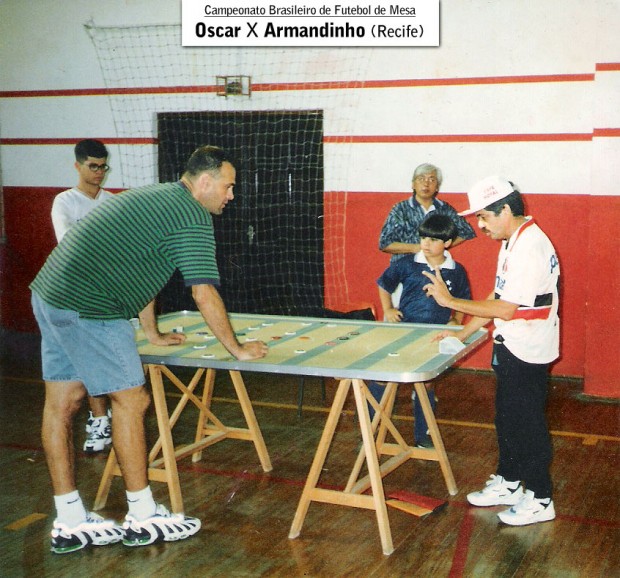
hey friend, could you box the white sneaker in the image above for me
[84,413,112,453]
[86,409,112,433]
[50,512,124,554]
[467,475,524,507]
[498,490,556,526]
[122,504,201,547]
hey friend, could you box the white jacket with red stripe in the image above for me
[493,218,560,364]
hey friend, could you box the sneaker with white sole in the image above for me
[498,489,556,526]
[467,474,524,507]
[415,437,434,449]
[84,413,112,453]
[85,409,112,433]
[122,504,201,547]
[50,512,124,554]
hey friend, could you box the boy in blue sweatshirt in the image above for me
[368,213,471,447]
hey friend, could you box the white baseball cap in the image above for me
[459,176,515,216]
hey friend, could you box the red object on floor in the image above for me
[387,490,447,513]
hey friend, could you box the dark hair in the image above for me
[485,187,525,217]
[74,139,108,162]
[184,145,235,177]
[418,213,458,242]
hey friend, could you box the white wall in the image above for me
[1,0,618,194]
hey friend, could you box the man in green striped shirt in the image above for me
[30,145,268,552]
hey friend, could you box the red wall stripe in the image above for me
[252,73,595,91]
[593,128,620,137]
[324,133,594,143]
[5,132,613,147]
[595,62,620,71]
[0,86,219,98]
[1,137,156,145]
[0,72,597,99]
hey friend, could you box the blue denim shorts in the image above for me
[32,292,145,396]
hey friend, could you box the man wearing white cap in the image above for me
[422,176,560,526]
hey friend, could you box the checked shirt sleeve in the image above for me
[378,201,424,250]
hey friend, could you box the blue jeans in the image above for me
[32,292,145,396]
[366,381,436,443]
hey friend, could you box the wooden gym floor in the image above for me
[1,328,618,577]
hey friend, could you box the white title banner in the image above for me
[182,0,440,47]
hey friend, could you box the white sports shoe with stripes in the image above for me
[50,512,124,554]
[122,504,201,547]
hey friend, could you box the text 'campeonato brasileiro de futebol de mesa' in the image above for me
[182,0,440,47]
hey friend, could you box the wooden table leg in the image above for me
[192,368,216,463]
[372,382,399,454]
[289,378,395,556]
[93,448,121,510]
[95,364,273,514]
[229,370,272,472]
[150,367,206,463]
[149,364,184,513]
[289,378,352,540]
[414,382,457,495]
[345,381,397,493]
[351,379,394,555]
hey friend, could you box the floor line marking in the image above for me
[448,509,474,578]
[5,513,48,531]
[184,393,620,444]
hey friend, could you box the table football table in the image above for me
[94,310,488,554]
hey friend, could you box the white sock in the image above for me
[126,486,157,521]
[54,490,88,527]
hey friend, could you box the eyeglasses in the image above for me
[83,162,110,173]
[414,175,438,184]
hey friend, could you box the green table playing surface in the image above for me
[137,311,488,382]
